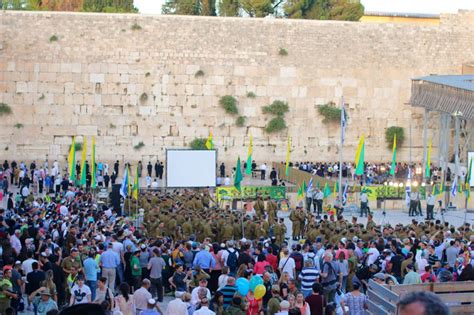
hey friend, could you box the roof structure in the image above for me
[409,75,474,120]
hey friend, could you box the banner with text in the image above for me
[217,186,286,201]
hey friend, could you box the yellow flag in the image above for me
[355,135,365,167]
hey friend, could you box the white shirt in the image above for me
[112,241,124,255]
[279,257,296,278]
[260,164,267,171]
[166,298,188,315]
[10,234,22,255]
[224,177,231,186]
[191,286,211,306]
[22,258,38,276]
[60,205,69,216]
[134,287,152,311]
[360,193,368,203]
[21,186,29,197]
[366,248,380,266]
[151,180,159,188]
[427,195,435,206]
[193,306,215,315]
[71,284,92,304]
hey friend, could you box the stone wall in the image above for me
[0,10,473,166]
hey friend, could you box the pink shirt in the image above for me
[253,261,270,275]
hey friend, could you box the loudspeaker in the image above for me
[111,184,121,215]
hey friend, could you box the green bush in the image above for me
[140,93,148,102]
[265,117,287,133]
[279,48,288,56]
[189,138,208,150]
[131,23,142,30]
[195,70,205,78]
[318,102,342,123]
[14,123,24,129]
[49,35,58,42]
[236,116,246,127]
[145,72,151,77]
[246,91,256,98]
[385,126,405,149]
[0,103,12,116]
[134,142,145,150]
[219,96,238,115]
[262,100,289,116]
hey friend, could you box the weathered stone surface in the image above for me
[0,11,473,165]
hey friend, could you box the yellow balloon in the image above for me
[254,284,266,300]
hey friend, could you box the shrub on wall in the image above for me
[318,102,342,123]
[134,142,145,150]
[385,126,405,149]
[189,138,208,150]
[236,116,246,127]
[0,103,12,116]
[265,116,287,133]
[262,100,289,133]
[262,100,289,116]
[219,95,238,115]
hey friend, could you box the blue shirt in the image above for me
[84,257,98,281]
[193,250,216,270]
[140,310,160,315]
[100,249,120,268]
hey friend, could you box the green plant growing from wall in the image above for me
[263,100,289,116]
[317,102,343,123]
[0,103,12,116]
[219,95,238,115]
[14,123,24,129]
[279,48,288,56]
[189,138,208,150]
[246,91,256,98]
[265,116,287,133]
[262,100,289,134]
[134,141,145,150]
[236,116,246,127]
[195,70,205,78]
[131,23,142,30]
[145,72,151,77]
[385,126,405,149]
[140,92,148,102]
[49,35,58,42]
[38,94,45,100]
[109,123,116,129]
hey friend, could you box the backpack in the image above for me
[291,252,304,272]
[226,249,238,271]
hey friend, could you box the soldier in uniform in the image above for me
[254,195,265,220]
[267,199,278,225]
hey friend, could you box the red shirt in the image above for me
[266,253,278,271]
[421,272,437,283]
[254,261,270,275]
[305,294,325,315]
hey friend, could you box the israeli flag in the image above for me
[342,181,348,205]
[341,97,346,144]
[451,177,457,197]
[307,178,313,194]
[120,166,129,198]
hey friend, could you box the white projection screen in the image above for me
[166,149,217,188]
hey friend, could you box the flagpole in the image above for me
[338,96,344,205]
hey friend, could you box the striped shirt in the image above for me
[299,267,320,291]
[218,285,237,309]
[428,253,440,267]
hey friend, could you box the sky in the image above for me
[134,0,474,15]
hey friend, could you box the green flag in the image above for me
[355,138,365,176]
[323,183,331,198]
[234,157,243,192]
[297,183,304,201]
[334,181,339,195]
[302,181,307,195]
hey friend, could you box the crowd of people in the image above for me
[291,161,449,185]
[0,159,472,315]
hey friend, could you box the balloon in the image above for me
[254,284,266,300]
[236,278,250,296]
[249,275,264,292]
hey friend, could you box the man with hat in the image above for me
[28,287,58,315]
[140,298,162,315]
